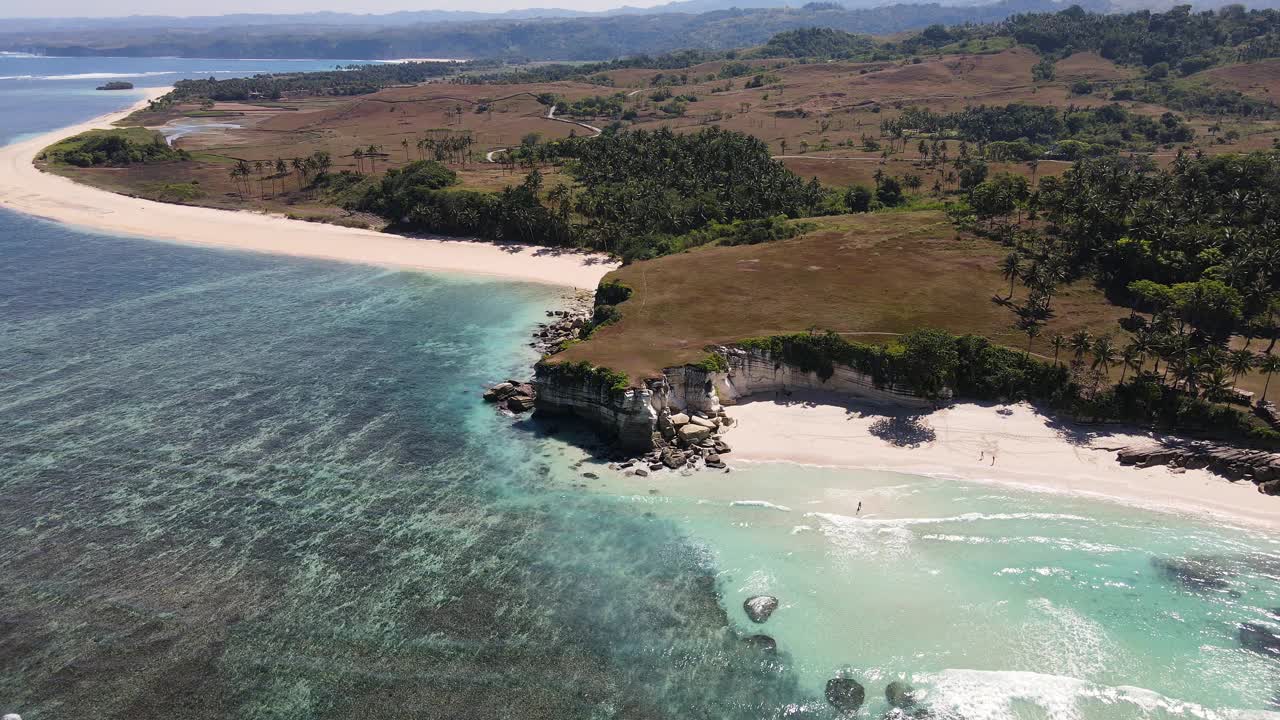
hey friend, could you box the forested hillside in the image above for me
[0,0,1102,60]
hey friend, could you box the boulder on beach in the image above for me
[669,413,690,426]
[679,424,712,443]
[744,595,779,623]
[824,677,866,714]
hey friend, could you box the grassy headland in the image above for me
[36,5,1280,444]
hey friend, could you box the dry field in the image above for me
[61,48,1280,212]
[557,211,1131,383]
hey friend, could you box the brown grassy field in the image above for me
[556,211,1131,383]
[1195,60,1280,102]
[42,51,1280,397]
[58,48,1278,216]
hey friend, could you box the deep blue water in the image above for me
[0,55,355,146]
[0,57,800,719]
[5,54,1280,720]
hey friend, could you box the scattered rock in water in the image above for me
[713,439,732,454]
[484,380,536,413]
[505,394,535,413]
[482,382,514,401]
[649,463,664,472]
[1152,556,1231,592]
[634,468,649,477]
[744,595,779,623]
[824,677,866,714]
[1241,622,1280,656]
[582,472,599,479]
[660,448,686,469]
[705,453,726,469]
[885,680,918,709]
[743,634,777,654]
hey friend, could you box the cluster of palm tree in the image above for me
[226,150,332,200]
[402,130,476,166]
[351,145,386,174]
[1047,324,1280,404]
[997,234,1067,355]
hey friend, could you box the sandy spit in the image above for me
[0,88,617,288]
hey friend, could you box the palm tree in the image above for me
[273,158,287,195]
[1091,335,1118,374]
[1203,367,1234,403]
[229,160,252,199]
[999,251,1023,300]
[1049,333,1066,366]
[352,148,364,173]
[1069,330,1093,363]
[1260,353,1280,403]
[1120,343,1142,382]
[1171,355,1203,398]
[401,137,411,162]
[1228,349,1256,384]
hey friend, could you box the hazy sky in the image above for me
[0,0,670,17]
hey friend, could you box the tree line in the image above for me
[349,126,824,260]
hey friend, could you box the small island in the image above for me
[96,81,134,91]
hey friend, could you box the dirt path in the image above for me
[486,103,603,163]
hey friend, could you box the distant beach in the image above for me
[0,89,616,289]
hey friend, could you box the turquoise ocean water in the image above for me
[2,55,1279,719]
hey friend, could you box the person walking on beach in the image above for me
[856,501,862,515]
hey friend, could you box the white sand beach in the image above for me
[0,89,617,289]
[727,395,1280,529]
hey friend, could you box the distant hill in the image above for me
[0,0,1107,60]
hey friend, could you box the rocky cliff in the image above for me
[711,345,934,410]
[532,365,660,450]
[533,344,932,450]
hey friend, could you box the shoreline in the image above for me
[723,394,1280,530]
[0,88,617,289]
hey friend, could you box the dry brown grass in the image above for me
[556,210,1130,382]
[74,47,1280,215]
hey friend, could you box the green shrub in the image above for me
[537,359,630,394]
[694,352,729,373]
